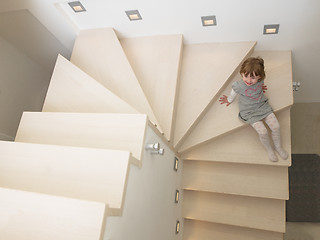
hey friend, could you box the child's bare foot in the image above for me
[276,148,288,160]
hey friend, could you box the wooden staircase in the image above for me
[0,27,293,239]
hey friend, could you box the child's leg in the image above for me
[264,113,288,160]
[251,121,278,162]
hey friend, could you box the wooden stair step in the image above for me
[181,108,291,166]
[183,190,286,233]
[0,140,130,215]
[0,187,107,240]
[178,51,293,153]
[15,112,147,166]
[70,27,161,131]
[173,41,256,147]
[183,219,283,240]
[182,161,288,200]
[120,34,183,141]
[42,54,138,114]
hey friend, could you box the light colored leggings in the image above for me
[251,113,288,161]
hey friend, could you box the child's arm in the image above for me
[219,89,237,107]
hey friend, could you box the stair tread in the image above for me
[179,51,293,152]
[181,108,291,166]
[173,41,256,147]
[120,35,183,141]
[15,112,147,166]
[183,219,284,240]
[0,187,106,240]
[182,161,288,200]
[0,140,130,215]
[70,27,161,131]
[183,190,286,233]
[42,54,138,114]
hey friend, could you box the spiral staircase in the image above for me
[0,28,293,239]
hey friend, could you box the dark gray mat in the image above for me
[286,154,320,222]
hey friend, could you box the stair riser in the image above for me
[183,219,283,240]
[182,160,289,200]
[182,190,285,233]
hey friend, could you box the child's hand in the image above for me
[262,84,267,93]
[219,95,231,106]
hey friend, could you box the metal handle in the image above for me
[150,148,165,155]
[145,143,160,150]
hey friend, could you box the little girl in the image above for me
[219,57,288,162]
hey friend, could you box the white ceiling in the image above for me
[1,0,320,102]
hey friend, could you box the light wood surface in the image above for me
[178,51,293,152]
[0,187,107,240]
[183,219,283,240]
[120,34,183,141]
[173,42,256,147]
[0,141,130,215]
[181,108,291,166]
[3,27,292,239]
[70,28,161,131]
[182,161,288,200]
[42,54,138,114]
[183,190,286,233]
[15,112,147,166]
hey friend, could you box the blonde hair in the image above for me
[240,57,265,81]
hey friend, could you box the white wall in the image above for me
[285,222,320,240]
[291,103,320,155]
[104,126,183,240]
[0,36,51,140]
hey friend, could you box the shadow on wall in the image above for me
[285,222,319,240]
[290,103,320,155]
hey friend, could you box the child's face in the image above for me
[241,73,261,86]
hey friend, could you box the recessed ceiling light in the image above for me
[125,10,142,21]
[68,1,86,13]
[201,15,217,26]
[263,24,279,34]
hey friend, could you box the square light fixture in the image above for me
[68,1,86,12]
[201,15,217,26]
[125,10,142,21]
[263,24,280,34]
